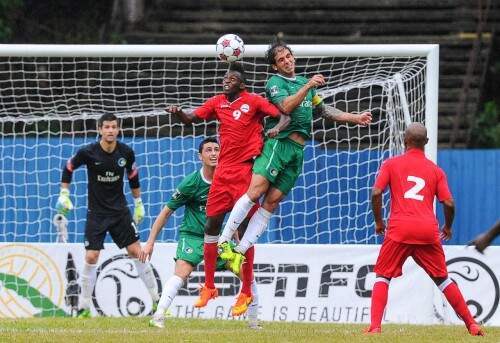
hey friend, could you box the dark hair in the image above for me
[98,113,119,127]
[265,39,293,67]
[228,61,246,83]
[198,137,219,153]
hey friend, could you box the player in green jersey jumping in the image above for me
[139,137,261,329]
[218,40,372,262]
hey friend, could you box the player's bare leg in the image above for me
[78,250,100,318]
[126,241,160,307]
[150,260,193,328]
[195,215,225,307]
[433,276,484,336]
[218,174,270,244]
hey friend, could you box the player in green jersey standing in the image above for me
[218,41,373,261]
[140,137,261,329]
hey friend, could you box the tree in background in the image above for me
[0,0,23,42]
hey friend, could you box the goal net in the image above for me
[0,45,437,245]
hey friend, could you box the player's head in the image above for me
[404,122,428,150]
[266,39,295,77]
[222,62,246,96]
[198,137,220,168]
[98,113,120,143]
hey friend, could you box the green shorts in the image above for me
[253,137,304,195]
[175,234,231,271]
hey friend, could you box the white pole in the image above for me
[424,45,439,163]
[394,73,412,127]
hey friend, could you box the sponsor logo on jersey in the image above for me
[300,99,312,108]
[118,158,127,167]
[240,104,250,113]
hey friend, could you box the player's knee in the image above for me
[262,199,279,213]
[85,252,99,265]
[204,220,220,236]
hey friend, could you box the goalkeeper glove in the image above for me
[56,188,73,216]
[133,197,145,225]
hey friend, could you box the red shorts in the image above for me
[206,162,257,217]
[374,237,448,278]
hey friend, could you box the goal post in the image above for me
[0,44,439,245]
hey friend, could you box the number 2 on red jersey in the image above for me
[404,175,425,201]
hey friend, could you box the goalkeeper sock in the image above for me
[155,275,184,317]
[441,279,475,328]
[240,246,255,296]
[369,278,390,329]
[218,194,255,244]
[80,262,97,310]
[247,280,259,322]
[235,208,272,254]
[133,260,159,302]
[204,235,219,289]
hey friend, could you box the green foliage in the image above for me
[470,101,500,148]
[0,0,22,41]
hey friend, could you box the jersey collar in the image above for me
[406,148,425,156]
[200,168,212,184]
[276,73,297,82]
[224,90,248,105]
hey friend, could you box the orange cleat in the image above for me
[194,284,218,308]
[468,323,484,336]
[363,326,381,334]
[231,292,253,316]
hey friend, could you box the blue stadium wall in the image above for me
[0,137,498,245]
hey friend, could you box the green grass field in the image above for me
[0,318,498,343]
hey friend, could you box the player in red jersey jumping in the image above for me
[165,62,289,316]
[367,122,484,336]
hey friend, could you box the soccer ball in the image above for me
[216,34,245,62]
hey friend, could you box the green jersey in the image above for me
[264,74,322,140]
[166,169,210,237]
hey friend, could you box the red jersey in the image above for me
[194,90,280,166]
[374,148,452,244]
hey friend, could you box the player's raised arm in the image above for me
[314,102,372,126]
[165,105,201,124]
[139,205,174,262]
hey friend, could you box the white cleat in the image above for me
[149,316,165,328]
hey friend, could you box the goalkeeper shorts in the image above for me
[84,210,139,250]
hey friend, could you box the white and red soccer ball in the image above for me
[216,34,245,62]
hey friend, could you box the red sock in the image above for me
[370,281,389,329]
[240,246,255,296]
[203,242,218,289]
[442,281,475,328]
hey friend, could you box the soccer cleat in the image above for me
[76,308,91,318]
[468,323,484,336]
[231,292,253,316]
[149,315,165,328]
[363,326,381,334]
[194,284,218,308]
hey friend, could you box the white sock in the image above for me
[235,207,272,254]
[155,275,184,318]
[80,262,97,310]
[247,280,259,322]
[219,194,255,244]
[133,259,160,302]
[204,234,219,243]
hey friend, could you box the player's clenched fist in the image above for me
[56,188,73,215]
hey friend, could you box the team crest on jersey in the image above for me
[270,85,279,96]
[240,104,250,113]
[117,158,126,167]
[270,168,278,176]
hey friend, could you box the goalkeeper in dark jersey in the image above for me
[56,113,159,317]
[139,137,261,329]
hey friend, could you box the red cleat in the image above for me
[468,323,484,336]
[363,326,381,334]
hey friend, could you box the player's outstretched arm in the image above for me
[371,187,386,235]
[315,103,372,126]
[166,105,200,125]
[139,205,174,262]
[440,198,455,241]
[468,220,500,253]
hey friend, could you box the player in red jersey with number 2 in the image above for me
[165,62,289,316]
[367,122,483,336]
